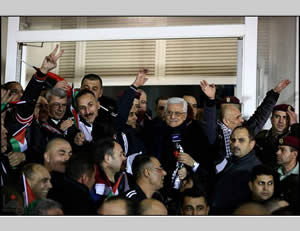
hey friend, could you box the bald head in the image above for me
[221,104,244,131]
[22,163,52,200]
[233,202,270,216]
[139,199,168,215]
[44,138,72,173]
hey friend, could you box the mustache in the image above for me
[232,147,241,152]
[84,113,94,118]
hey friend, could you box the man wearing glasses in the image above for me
[153,80,217,199]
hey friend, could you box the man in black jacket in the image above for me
[48,153,97,215]
[210,126,261,215]
[214,80,291,173]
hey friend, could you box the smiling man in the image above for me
[22,163,52,200]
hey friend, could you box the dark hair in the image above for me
[131,155,154,181]
[66,152,95,181]
[250,165,277,182]
[155,96,170,106]
[26,198,62,215]
[92,138,115,165]
[102,196,137,215]
[181,187,208,206]
[232,125,255,140]
[81,74,103,88]
[75,89,96,105]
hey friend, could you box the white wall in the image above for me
[1,17,8,84]
[257,17,297,129]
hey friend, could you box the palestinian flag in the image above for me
[9,124,29,152]
[107,174,123,198]
[22,173,35,207]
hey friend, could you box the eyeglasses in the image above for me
[166,111,186,117]
[50,103,67,109]
[158,106,165,111]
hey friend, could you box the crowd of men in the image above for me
[1,45,299,216]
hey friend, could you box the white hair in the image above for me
[166,97,187,112]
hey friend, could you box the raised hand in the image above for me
[287,107,297,125]
[273,80,291,93]
[200,80,216,100]
[40,44,64,74]
[1,89,15,104]
[133,68,149,88]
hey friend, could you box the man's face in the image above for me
[99,200,128,215]
[249,175,274,202]
[138,92,147,112]
[230,128,255,158]
[1,114,8,153]
[183,96,198,119]
[271,111,288,134]
[81,79,102,99]
[126,105,138,128]
[182,196,209,216]
[44,140,72,173]
[223,106,244,131]
[109,142,127,174]
[165,103,187,128]
[28,165,52,199]
[34,96,49,122]
[148,157,167,191]
[276,145,297,166]
[48,96,67,120]
[156,99,168,120]
[77,93,100,124]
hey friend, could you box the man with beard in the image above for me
[210,126,261,215]
[66,69,148,148]
[214,80,291,173]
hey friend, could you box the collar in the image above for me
[51,118,60,125]
[79,115,92,127]
[278,162,299,180]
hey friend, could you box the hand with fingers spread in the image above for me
[74,132,85,146]
[133,68,149,88]
[200,80,216,100]
[177,152,196,168]
[273,80,291,94]
[287,108,297,126]
[40,44,64,74]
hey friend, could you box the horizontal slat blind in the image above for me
[165,38,238,76]
[58,41,76,81]
[85,40,156,77]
